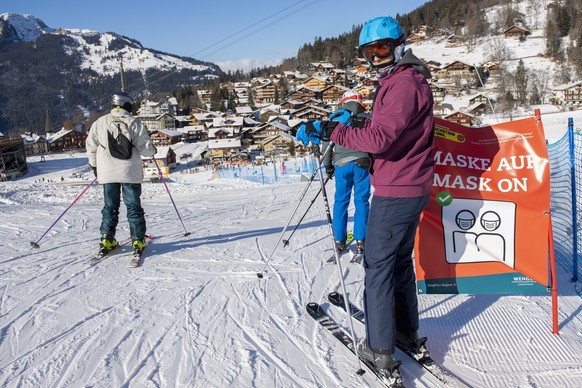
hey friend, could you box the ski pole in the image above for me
[30,176,98,248]
[282,177,330,247]
[151,157,191,237]
[314,142,365,375]
[257,144,333,279]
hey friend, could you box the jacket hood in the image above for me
[396,49,432,79]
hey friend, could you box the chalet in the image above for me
[351,58,368,67]
[251,122,290,144]
[287,86,321,102]
[281,99,306,111]
[330,68,347,78]
[362,78,378,87]
[211,117,244,135]
[142,146,177,180]
[208,138,242,162]
[47,128,87,152]
[443,111,479,127]
[291,105,331,121]
[504,25,530,39]
[196,90,212,105]
[469,93,492,106]
[321,84,350,103]
[430,28,451,39]
[140,113,176,132]
[235,106,254,117]
[465,101,490,116]
[552,81,582,107]
[138,97,178,117]
[407,33,423,44]
[209,127,236,140]
[283,71,303,80]
[301,75,331,90]
[358,86,375,100]
[309,62,335,73]
[429,82,447,102]
[433,103,454,118]
[0,138,28,181]
[150,129,183,147]
[355,64,371,76]
[446,34,464,47]
[425,60,442,77]
[254,81,282,104]
[178,125,207,142]
[259,107,281,123]
[440,61,474,78]
[174,115,191,128]
[483,61,501,77]
[190,112,222,128]
[21,133,49,156]
[261,133,295,157]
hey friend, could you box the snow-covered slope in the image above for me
[0,150,581,387]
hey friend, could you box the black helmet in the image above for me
[112,91,135,112]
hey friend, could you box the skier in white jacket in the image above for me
[86,91,156,255]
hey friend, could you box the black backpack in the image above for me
[108,119,133,160]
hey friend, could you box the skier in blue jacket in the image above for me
[322,91,371,256]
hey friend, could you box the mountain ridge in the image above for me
[0,13,223,136]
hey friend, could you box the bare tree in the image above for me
[487,37,513,65]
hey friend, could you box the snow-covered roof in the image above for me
[208,138,241,149]
[155,129,183,137]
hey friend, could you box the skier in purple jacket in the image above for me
[296,16,435,383]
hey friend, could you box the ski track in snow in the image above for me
[1,152,582,387]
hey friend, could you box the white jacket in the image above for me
[86,108,156,184]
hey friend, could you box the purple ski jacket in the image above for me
[330,50,435,198]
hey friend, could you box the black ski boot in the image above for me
[356,240,365,254]
[357,338,404,387]
[396,331,433,365]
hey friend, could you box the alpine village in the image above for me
[1,0,582,182]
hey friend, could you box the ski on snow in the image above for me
[306,302,405,387]
[129,234,154,268]
[87,237,132,265]
[327,291,469,388]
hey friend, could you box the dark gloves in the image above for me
[325,166,335,179]
[91,166,97,177]
[295,120,339,146]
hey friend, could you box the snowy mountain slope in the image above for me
[0,152,581,387]
[0,13,222,137]
[0,13,54,41]
[0,13,219,77]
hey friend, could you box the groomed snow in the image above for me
[1,136,581,387]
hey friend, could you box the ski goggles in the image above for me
[360,39,398,62]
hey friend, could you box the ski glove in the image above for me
[91,165,97,177]
[295,120,339,146]
[328,108,353,124]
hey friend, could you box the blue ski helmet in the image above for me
[359,16,404,47]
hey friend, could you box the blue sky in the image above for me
[2,0,427,72]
